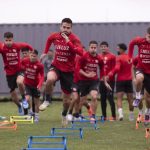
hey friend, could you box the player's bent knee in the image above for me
[136,73,144,81]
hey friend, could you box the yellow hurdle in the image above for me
[10,116,33,124]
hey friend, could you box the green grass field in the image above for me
[0,101,150,150]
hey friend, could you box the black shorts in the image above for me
[116,80,133,93]
[78,80,99,97]
[71,82,80,93]
[135,69,150,94]
[25,84,40,98]
[6,74,18,92]
[143,73,150,94]
[49,65,73,94]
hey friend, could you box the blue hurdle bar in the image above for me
[79,115,105,123]
[27,136,67,150]
[71,120,98,130]
[50,128,83,139]
[22,148,66,150]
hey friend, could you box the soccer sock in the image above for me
[18,103,21,107]
[118,108,123,116]
[69,109,73,114]
[62,109,68,116]
[136,92,141,99]
[92,114,95,118]
[138,109,143,115]
[79,109,82,115]
[29,109,34,115]
[46,94,51,102]
[24,108,28,115]
[74,113,79,118]
[129,111,134,114]
[43,92,45,101]
[21,94,25,99]
[35,113,39,118]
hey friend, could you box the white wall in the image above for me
[0,0,150,23]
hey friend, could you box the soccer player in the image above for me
[128,27,150,123]
[21,47,30,58]
[0,32,33,114]
[99,41,116,121]
[77,41,103,121]
[67,52,93,121]
[39,50,54,111]
[107,43,134,121]
[21,49,44,122]
[132,56,144,118]
[40,18,83,127]
[18,47,31,113]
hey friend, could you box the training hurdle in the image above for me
[22,148,66,150]
[71,119,98,130]
[10,116,33,124]
[80,115,105,123]
[50,127,83,139]
[0,121,17,130]
[24,136,67,150]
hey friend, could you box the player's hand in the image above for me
[37,85,41,91]
[104,75,109,81]
[104,82,112,91]
[40,53,46,62]
[61,33,70,42]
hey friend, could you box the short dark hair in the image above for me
[21,47,29,52]
[147,27,150,34]
[4,32,13,38]
[61,18,72,26]
[32,49,38,55]
[89,40,98,46]
[118,43,127,51]
[100,41,109,47]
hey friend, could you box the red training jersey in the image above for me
[132,55,138,67]
[73,51,87,83]
[99,52,116,81]
[78,52,103,81]
[21,57,44,88]
[43,32,83,72]
[0,42,33,75]
[128,37,150,74]
[73,55,81,83]
[108,53,132,81]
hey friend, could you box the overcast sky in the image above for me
[0,0,150,23]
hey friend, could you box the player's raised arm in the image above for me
[17,42,33,51]
[41,34,54,61]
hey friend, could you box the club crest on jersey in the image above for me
[34,65,37,69]
[12,49,16,52]
[104,57,108,60]
[95,60,98,63]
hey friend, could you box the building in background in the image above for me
[0,22,150,95]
